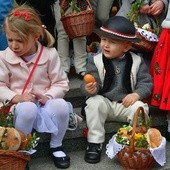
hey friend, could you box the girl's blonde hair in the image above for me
[3,4,55,47]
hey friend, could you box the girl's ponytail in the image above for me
[39,25,55,47]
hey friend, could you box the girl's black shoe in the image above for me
[50,146,70,169]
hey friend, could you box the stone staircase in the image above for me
[32,74,168,158]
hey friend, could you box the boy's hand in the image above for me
[122,93,140,108]
[85,82,97,95]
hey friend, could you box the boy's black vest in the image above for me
[99,52,133,94]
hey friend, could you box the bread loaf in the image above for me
[0,126,21,150]
[146,128,162,148]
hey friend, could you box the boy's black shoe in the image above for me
[50,146,70,169]
[84,143,102,163]
[165,131,170,142]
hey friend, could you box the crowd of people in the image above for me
[0,0,170,169]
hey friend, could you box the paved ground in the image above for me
[30,141,170,170]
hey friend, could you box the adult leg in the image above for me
[53,1,70,73]
[96,0,115,26]
[73,37,87,76]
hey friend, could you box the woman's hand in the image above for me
[149,1,164,16]
[139,4,151,14]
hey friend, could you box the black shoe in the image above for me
[50,146,70,169]
[84,143,102,163]
[165,131,170,142]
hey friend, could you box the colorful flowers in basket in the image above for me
[116,124,150,149]
[0,101,40,155]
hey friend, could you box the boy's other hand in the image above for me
[122,93,140,108]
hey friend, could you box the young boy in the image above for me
[80,16,153,164]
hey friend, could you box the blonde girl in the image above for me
[0,4,71,169]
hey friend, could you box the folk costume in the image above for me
[150,2,170,110]
[81,16,153,163]
[149,1,170,141]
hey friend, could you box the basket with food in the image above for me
[127,0,159,52]
[0,101,39,170]
[132,24,158,52]
[106,107,166,170]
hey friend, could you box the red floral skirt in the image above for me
[150,28,170,110]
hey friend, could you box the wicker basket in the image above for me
[61,0,95,39]
[117,107,155,170]
[0,150,30,170]
[132,32,157,53]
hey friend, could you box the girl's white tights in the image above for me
[14,99,71,152]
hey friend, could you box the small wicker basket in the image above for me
[0,150,30,170]
[132,32,157,53]
[117,107,155,170]
[61,0,95,39]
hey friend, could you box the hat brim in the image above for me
[94,28,141,43]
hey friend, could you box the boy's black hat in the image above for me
[95,16,140,43]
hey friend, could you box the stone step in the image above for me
[32,75,168,158]
[33,106,167,158]
[30,143,170,170]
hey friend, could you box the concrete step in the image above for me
[32,75,168,158]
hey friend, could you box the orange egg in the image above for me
[84,74,96,84]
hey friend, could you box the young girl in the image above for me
[0,4,71,169]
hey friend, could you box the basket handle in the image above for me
[129,107,147,153]
[86,0,93,10]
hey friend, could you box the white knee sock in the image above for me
[53,151,66,157]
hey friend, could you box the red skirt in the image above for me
[150,28,170,110]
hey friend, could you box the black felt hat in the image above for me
[95,16,140,43]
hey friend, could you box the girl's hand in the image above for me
[31,92,49,105]
[150,1,164,16]
[11,92,36,103]
[122,93,140,108]
[85,82,97,95]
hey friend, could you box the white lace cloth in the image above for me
[106,135,166,166]
[136,28,159,42]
